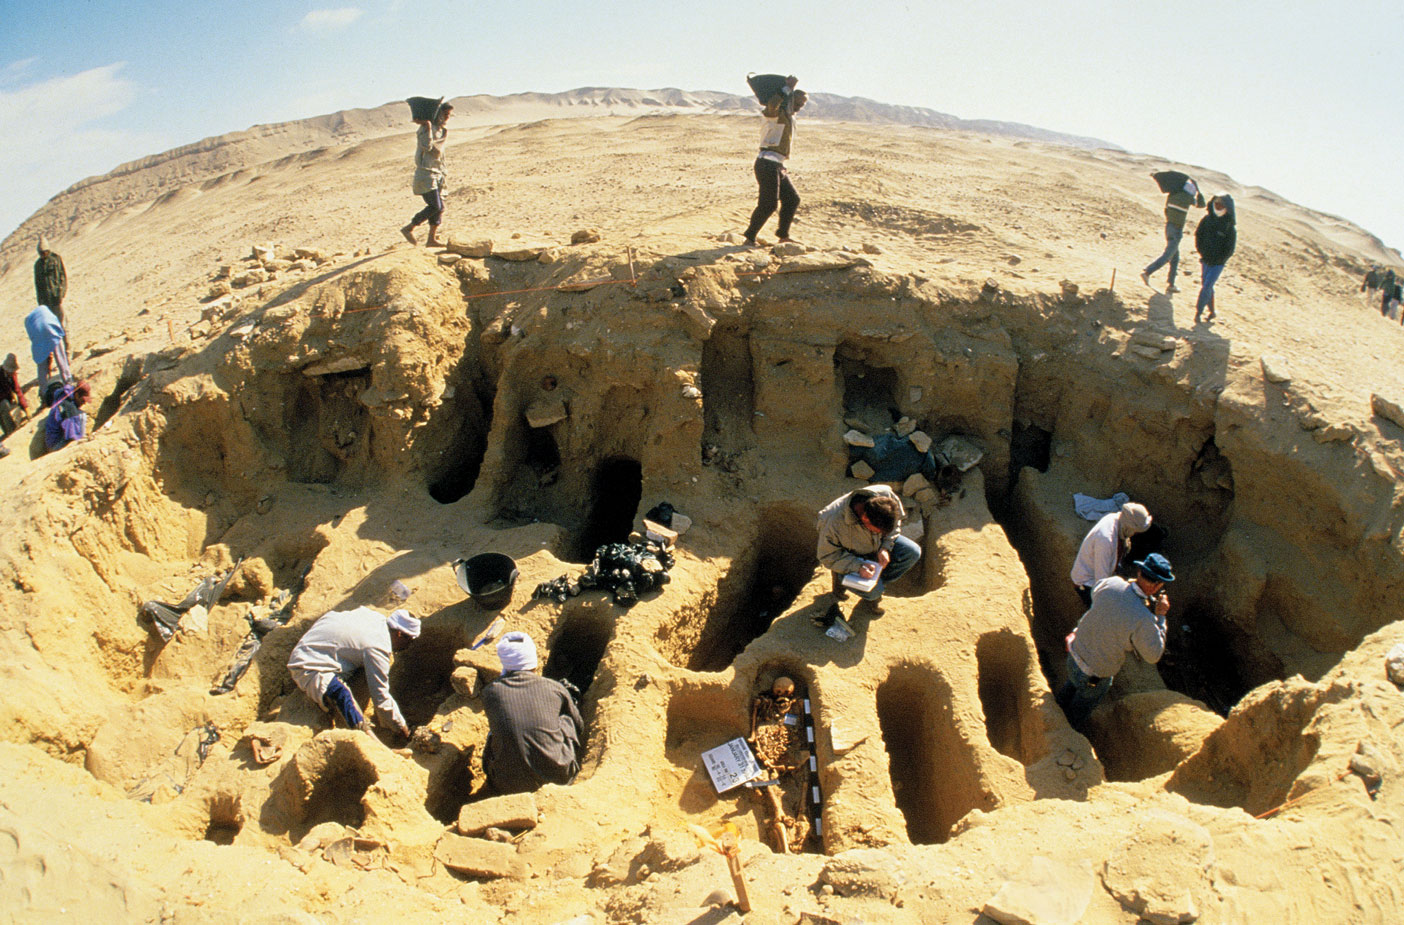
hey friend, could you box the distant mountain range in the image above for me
[1,86,1118,265]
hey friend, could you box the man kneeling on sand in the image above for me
[287,606,420,737]
[480,632,584,795]
[815,485,921,628]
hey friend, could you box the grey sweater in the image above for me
[482,672,584,794]
[816,485,905,575]
[1069,577,1166,678]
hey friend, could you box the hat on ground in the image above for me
[1134,553,1175,583]
[388,609,421,638]
[1119,502,1152,533]
[496,631,538,671]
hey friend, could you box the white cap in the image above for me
[388,609,421,638]
[496,631,538,671]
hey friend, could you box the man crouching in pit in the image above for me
[480,632,584,795]
[815,485,921,628]
[287,607,420,738]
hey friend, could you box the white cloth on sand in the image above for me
[1073,491,1129,522]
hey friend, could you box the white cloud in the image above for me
[0,63,165,240]
[1,58,39,84]
[298,8,365,30]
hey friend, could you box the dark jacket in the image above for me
[1195,195,1237,266]
[34,252,67,309]
[481,671,583,794]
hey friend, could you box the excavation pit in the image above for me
[278,369,373,485]
[876,664,990,845]
[975,631,1047,766]
[682,505,818,672]
[424,743,478,824]
[543,600,615,699]
[701,322,756,452]
[287,739,380,842]
[202,792,244,846]
[389,622,463,728]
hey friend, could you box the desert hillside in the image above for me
[1,92,1403,924]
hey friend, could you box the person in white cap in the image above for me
[480,631,584,794]
[287,606,420,737]
[1070,502,1153,608]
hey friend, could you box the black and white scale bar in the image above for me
[801,697,823,838]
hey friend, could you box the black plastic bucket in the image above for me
[454,553,518,610]
[406,96,444,122]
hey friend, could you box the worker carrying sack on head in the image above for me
[741,74,807,247]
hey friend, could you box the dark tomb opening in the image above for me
[575,456,642,561]
[424,744,478,824]
[836,352,900,430]
[390,624,461,728]
[1158,602,1253,716]
[202,792,244,845]
[284,369,372,485]
[1006,421,1052,489]
[299,747,377,838]
[701,323,756,452]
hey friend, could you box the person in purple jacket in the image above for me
[43,380,89,452]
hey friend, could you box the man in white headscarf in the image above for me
[287,606,420,736]
[1070,502,1153,608]
[480,631,584,794]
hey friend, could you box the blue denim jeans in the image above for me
[858,535,922,600]
[1056,653,1111,727]
[1196,263,1224,314]
[323,676,365,728]
[1144,222,1184,285]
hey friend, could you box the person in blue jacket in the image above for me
[44,380,90,452]
[1193,195,1236,324]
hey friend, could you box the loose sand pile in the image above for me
[1,91,1403,924]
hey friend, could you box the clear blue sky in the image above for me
[3,0,1402,255]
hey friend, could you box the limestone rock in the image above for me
[902,473,931,496]
[292,247,327,262]
[526,397,568,428]
[457,793,537,836]
[1131,343,1167,360]
[445,238,493,258]
[983,855,1093,925]
[818,850,904,901]
[494,245,547,262]
[205,281,232,301]
[850,461,875,480]
[1100,811,1213,925]
[1371,393,1404,431]
[571,228,601,244]
[263,258,292,273]
[1261,355,1292,383]
[437,253,461,266]
[538,247,563,264]
[861,242,883,254]
[844,428,876,448]
[909,430,932,454]
[1386,643,1404,686]
[250,244,276,262]
[434,832,524,879]
[1312,422,1354,443]
[937,435,983,471]
[893,416,917,437]
[772,242,806,256]
[774,252,871,274]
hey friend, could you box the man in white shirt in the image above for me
[742,82,807,246]
[1070,502,1152,607]
[287,606,420,736]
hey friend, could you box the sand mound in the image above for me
[1,103,1403,922]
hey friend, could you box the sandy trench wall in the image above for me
[4,241,1404,924]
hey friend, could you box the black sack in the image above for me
[406,96,444,122]
[1152,170,1193,195]
[746,74,790,103]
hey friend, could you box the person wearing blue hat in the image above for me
[1056,552,1174,727]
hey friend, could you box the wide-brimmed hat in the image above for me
[1134,553,1175,583]
[388,608,421,638]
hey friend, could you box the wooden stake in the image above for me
[1110,268,1117,291]
[627,246,637,287]
[722,843,751,913]
[167,319,175,341]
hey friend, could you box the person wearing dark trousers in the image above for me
[1194,195,1237,323]
[1380,268,1398,317]
[401,102,453,247]
[1141,170,1205,294]
[34,236,69,355]
[743,83,806,246]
